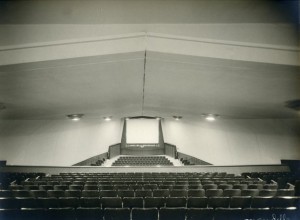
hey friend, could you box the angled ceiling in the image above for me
[0,0,299,120]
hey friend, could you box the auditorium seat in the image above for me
[81,190,99,197]
[276,189,295,196]
[18,197,38,208]
[205,189,223,197]
[20,208,46,220]
[58,197,80,208]
[123,197,144,208]
[263,184,278,190]
[208,197,230,208]
[9,185,24,190]
[76,207,103,220]
[100,190,118,198]
[248,184,264,190]
[188,189,205,197]
[169,190,188,197]
[38,197,60,208]
[230,196,251,208]
[153,189,169,197]
[188,184,203,189]
[214,208,246,220]
[117,190,134,198]
[65,190,81,198]
[104,208,131,220]
[186,197,208,208]
[23,185,39,190]
[132,208,158,220]
[99,185,115,190]
[80,197,101,207]
[29,190,47,198]
[0,197,20,209]
[0,209,20,220]
[218,184,233,190]
[203,184,218,190]
[0,190,12,197]
[47,207,76,220]
[244,208,271,220]
[241,189,259,197]
[223,189,241,197]
[39,185,54,191]
[101,197,122,209]
[159,207,186,220]
[47,190,65,198]
[165,197,186,207]
[135,189,152,198]
[186,208,214,220]
[271,196,298,208]
[144,197,165,208]
[251,196,273,208]
[12,190,31,197]
[232,184,247,190]
[69,185,83,190]
[54,185,68,190]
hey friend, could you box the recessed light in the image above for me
[67,114,84,121]
[173,116,182,120]
[104,116,112,121]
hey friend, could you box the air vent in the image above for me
[285,99,300,111]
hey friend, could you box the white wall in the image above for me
[1,118,300,166]
[163,118,300,165]
[0,119,123,166]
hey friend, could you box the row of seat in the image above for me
[1,188,296,198]
[1,207,298,220]
[10,183,279,191]
[112,156,173,166]
[1,196,299,209]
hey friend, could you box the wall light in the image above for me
[104,116,112,121]
[67,114,84,121]
[173,116,182,120]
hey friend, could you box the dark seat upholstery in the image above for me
[165,197,186,207]
[186,208,214,220]
[123,197,143,208]
[230,196,251,208]
[208,197,230,208]
[132,208,158,220]
[187,197,208,208]
[101,197,122,209]
[104,208,131,220]
[76,207,103,220]
[214,208,246,220]
[46,207,76,220]
[144,197,165,208]
[159,207,186,220]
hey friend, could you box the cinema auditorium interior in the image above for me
[0,0,300,219]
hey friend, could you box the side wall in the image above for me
[0,119,123,166]
[163,118,300,165]
[1,118,300,166]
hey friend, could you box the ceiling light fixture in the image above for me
[173,116,182,120]
[67,114,84,121]
[202,114,219,121]
[104,116,112,121]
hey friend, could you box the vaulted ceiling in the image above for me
[0,0,299,120]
